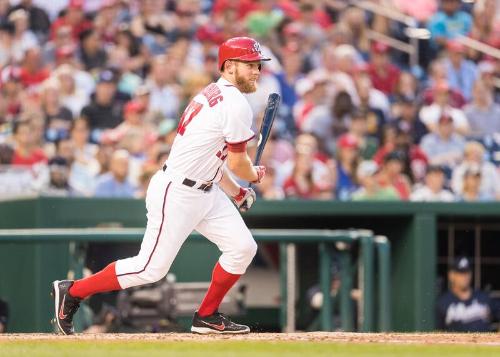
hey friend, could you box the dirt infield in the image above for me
[1,332,499,345]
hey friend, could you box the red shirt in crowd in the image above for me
[11,149,47,166]
[367,63,401,95]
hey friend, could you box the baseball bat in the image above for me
[254,92,281,166]
[250,92,281,185]
[240,93,280,211]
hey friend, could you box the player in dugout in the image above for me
[436,256,500,332]
[51,37,270,335]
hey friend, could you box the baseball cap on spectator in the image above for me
[337,133,359,150]
[97,70,117,84]
[371,41,390,54]
[446,40,465,53]
[451,256,472,273]
[384,150,405,163]
[124,100,146,115]
[68,0,84,10]
[357,160,379,178]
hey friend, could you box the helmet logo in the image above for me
[253,42,262,54]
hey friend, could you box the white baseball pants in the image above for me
[115,169,257,289]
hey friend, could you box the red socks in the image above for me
[198,262,241,317]
[69,262,122,299]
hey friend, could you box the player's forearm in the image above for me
[227,155,258,182]
[219,167,242,197]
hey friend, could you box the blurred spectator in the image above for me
[443,41,478,102]
[298,75,333,153]
[276,133,334,196]
[337,7,371,57]
[451,142,500,199]
[410,165,455,201]
[335,133,360,201]
[77,28,107,71]
[0,65,23,121]
[8,8,38,63]
[347,110,379,160]
[392,95,428,144]
[283,142,333,200]
[81,69,130,135]
[8,0,51,39]
[476,60,500,104]
[469,0,500,56]
[427,0,473,49]
[10,120,47,166]
[423,59,466,108]
[18,47,49,89]
[366,42,401,96]
[420,114,465,170]
[437,257,499,331]
[373,126,428,182]
[54,64,89,117]
[68,117,100,196]
[464,78,500,139]
[40,79,73,142]
[49,0,92,42]
[456,165,493,201]
[146,55,181,119]
[41,156,71,196]
[375,151,412,200]
[419,81,469,135]
[352,160,400,201]
[255,166,284,200]
[391,71,419,104]
[0,298,8,333]
[0,22,15,67]
[354,73,389,136]
[94,149,135,197]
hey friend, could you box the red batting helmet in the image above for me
[218,37,271,71]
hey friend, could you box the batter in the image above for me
[52,37,270,335]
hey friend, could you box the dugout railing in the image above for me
[0,228,390,333]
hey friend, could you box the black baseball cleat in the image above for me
[191,311,250,334]
[51,280,82,335]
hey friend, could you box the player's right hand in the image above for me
[251,165,266,184]
[232,187,257,212]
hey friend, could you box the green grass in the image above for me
[1,341,499,357]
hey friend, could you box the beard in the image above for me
[235,68,257,93]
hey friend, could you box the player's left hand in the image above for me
[232,187,256,212]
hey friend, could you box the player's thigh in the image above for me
[195,189,255,257]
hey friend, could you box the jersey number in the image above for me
[177,101,203,135]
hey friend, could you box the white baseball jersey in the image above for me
[166,77,255,182]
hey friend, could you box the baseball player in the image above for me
[52,37,270,335]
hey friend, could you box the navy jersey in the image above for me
[436,290,497,332]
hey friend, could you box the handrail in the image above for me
[456,35,500,60]
[353,0,417,27]
[350,0,422,68]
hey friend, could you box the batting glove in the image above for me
[232,187,257,212]
[251,165,266,184]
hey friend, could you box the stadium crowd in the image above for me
[0,0,499,202]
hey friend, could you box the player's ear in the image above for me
[225,60,235,74]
